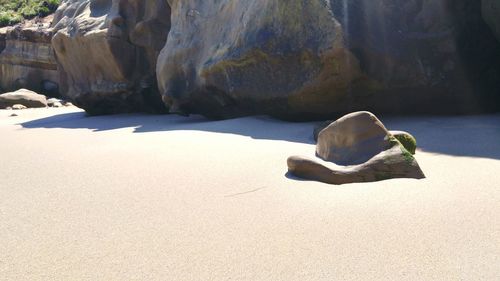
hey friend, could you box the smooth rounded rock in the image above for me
[0,89,48,108]
[288,111,425,185]
[316,111,391,165]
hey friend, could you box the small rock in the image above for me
[0,89,47,108]
[9,113,18,117]
[52,101,63,108]
[47,98,63,107]
[12,104,27,110]
[287,111,425,185]
[63,102,74,107]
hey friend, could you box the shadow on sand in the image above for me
[20,111,500,160]
[19,111,317,144]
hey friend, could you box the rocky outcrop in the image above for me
[0,0,493,118]
[157,1,360,119]
[156,0,500,119]
[0,88,48,108]
[483,0,500,42]
[0,18,60,97]
[50,0,171,114]
[287,112,425,185]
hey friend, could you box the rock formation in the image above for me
[1,0,498,118]
[483,0,500,42]
[157,0,360,119]
[287,112,425,185]
[50,0,171,114]
[156,0,500,119]
[0,17,60,97]
[0,88,48,108]
[313,121,417,155]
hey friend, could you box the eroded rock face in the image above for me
[288,111,425,185]
[157,0,360,119]
[157,0,500,119]
[483,0,500,42]
[330,0,500,113]
[0,21,59,97]
[51,0,171,114]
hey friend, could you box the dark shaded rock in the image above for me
[51,0,171,115]
[288,111,425,185]
[156,0,500,120]
[0,89,48,108]
[483,0,500,42]
[329,0,500,114]
[313,120,334,142]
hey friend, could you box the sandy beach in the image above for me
[1,107,499,280]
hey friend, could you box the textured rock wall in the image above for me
[155,0,500,119]
[51,0,171,114]
[157,0,362,119]
[483,0,500,42]
[9,0,494,118]
[0,25,60,96]
[328,0,500,114]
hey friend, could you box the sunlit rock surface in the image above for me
[51,0,171,114]
[0,19,59,97]
[0,88,48,108]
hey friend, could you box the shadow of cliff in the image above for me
[20,111,500,160]
[382,114,500,160]
[19,111,317,144]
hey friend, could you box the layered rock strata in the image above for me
[0,18,59,96]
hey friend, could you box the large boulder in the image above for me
[157,0,361,119]
[0,89,48,108]
[0,18,60,97]
[483,0,500,42]
[156,0,500,119]
[287,111,425,185]
[51,0,171,114]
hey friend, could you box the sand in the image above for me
[1,107,499,280]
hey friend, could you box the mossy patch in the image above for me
[375,172,393,181]
[393,133,417,154]
[400,147,415,164]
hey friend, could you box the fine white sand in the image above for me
[1,108,499,280]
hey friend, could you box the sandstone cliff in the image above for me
[0,17,59,97]
[50,0,171,114]
[1,0,499,119]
